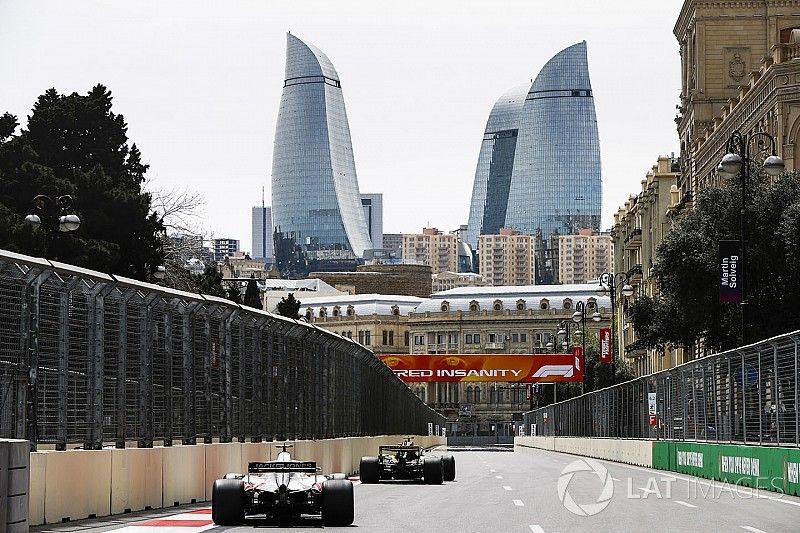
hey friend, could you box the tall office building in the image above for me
[360,193,383,250]
[251,206,273,261]
[212,238,240,262]
[271,33,373,275]
[465,42,601,282]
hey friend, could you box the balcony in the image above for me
[624,339,648,358]
[624,228,642,249]
[774,42,800,63]
[485,342,505,349]
[626,263,643,283]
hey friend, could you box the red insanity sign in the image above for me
[378,354,584,383]
[599,328,612,363]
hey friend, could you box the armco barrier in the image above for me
[29,434,445,525]
[0,439,29,533]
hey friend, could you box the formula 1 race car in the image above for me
[359,437,455,484]
[211,444,354,526]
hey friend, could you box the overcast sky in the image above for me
[0,1,683,253]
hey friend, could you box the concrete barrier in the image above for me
[29,434,446,525]
[1,439,29,533]
[514,436,652,467]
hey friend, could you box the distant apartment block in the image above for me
[382,233,403,260]
[432,271,488,293]
[251,206,273,261]
[402,228,458,275]
[478,228,535,286]
[212,238,240,262]
[557,229,612,284]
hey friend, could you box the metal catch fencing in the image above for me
[0,250,445,450]
[524,331,800,446]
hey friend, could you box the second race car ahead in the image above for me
[359,437,456,484]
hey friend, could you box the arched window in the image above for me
[466,386,473,403]
[493,299,503,311]
[332,306,340,317]
[516,299,526,311]
[563,299,572,310]
[319,307,327,318]
[474,387,481,403]
[392,305,400,316]
[346,305,355,316]
[539,299,549,310]
[490,386,497,404]
[305,309,313,320]
[469,300,479,312]
[441,301,450,312]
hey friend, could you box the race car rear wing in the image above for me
[248,461,317,473]
[378,446,421,453]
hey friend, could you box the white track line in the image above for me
[674,501,697,508]
[503,485,513,491]
[741,527,767,533]
[529,526,546,533]
[513,499,524,506]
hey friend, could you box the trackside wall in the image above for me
[29,435,444,526]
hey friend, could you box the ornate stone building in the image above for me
[612,156,683,377]
[407,285,611,436]
[676,0,800,198]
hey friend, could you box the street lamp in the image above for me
[572,301,600,394]
[24,194,81,258]
[718,130,784,346]
[597,272,634,385]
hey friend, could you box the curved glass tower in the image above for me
[465,85,528,249]
[505,41,601,239]
[271,33,373,264]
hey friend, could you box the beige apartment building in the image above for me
[675,0,800,199]
[557,230,612,284]
[402,228,458,275]
[478,229,535,286]
[431,271,487,293]
[612,156,686,377]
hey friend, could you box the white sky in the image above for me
[0,1,683,253]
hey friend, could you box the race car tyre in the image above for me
[359,456,380,484]
[442,454,456,481]
[423,456,443,485]
[330,473,347,480]
[322,479,354,526]
[212,479,245,525]
[223,472,242,480]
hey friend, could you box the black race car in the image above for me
[211,444,354,526]
[359,438,455,484]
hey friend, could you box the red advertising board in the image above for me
[599,328,612,363]
[378,354,584,383]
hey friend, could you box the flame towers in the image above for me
[466,42,601,264]
[271,34,373,274]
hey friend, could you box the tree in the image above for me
[226,282,242,305]
[630,170,800,353]
[0,85,165,280]
[243,277,262,309]
[194,265,225,297]
[276,293,301,319]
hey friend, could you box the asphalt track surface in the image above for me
[33,445,800,533]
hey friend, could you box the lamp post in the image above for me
[24,194,81,258]
[597,272,634,385]
[572,301,602,394]
[717,130,784,346]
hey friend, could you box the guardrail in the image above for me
[0,250,445,450]
[524,331,800,447]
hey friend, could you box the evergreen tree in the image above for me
[243,277,262,309]
[0,85,165,280]
[276,293,301,319]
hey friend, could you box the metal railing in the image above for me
[524,331,800,446]
[0,250,445,450]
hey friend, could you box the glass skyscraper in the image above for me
[466,41,601,253]
[271,33,373,269]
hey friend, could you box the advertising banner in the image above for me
[719,240,743,303]
[378,354,584,383]
[599,328,612,363]
[648,392,657,426]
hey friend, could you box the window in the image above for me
[521,333,527,343]
[493,300,503,311]
[358,331,364,344]
[516,300,525,311]
[414,334,424,346]
[364,331,371,345]
[465,334,473,344]
[512,333,519,343]
[474,334,481,344]
[539,299,549,310]
[466,386,473,403]
[474,387,481,403]
[437,334,445,344]
[469,301,479,312]
[346,305,355,316]
[392,306,400,316]
[389,331,394,345]
[382,330,388,345]
[441,301,450,312]
[404,331,410,346]
[332,306,340,317]
[346,331,352,339]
